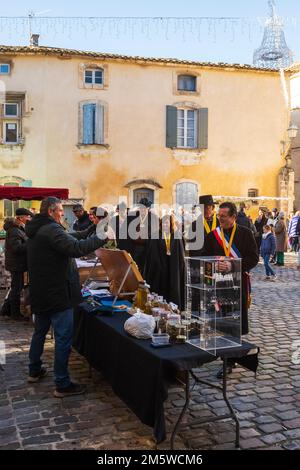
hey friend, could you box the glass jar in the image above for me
[135,281,150,310]
[158,312,168,334]
[176,324,187,343]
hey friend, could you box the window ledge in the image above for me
[174,90,200,96]
[172,148,206,166]
[76,143,110,156]
[77,143,109,149]
[0,143,25,150]
[83,84,105,90]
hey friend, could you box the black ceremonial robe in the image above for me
[143,233,186,310]
[202,225,259,335]
[188,215,220,257]
[110,214,134,254]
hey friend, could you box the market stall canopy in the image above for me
[0,186,69,201]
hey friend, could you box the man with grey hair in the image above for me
[26,197,106,397]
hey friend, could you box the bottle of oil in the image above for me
[135,281,150,311]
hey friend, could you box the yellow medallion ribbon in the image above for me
[204,212,217,234]
[164,232,171,255]
[220,223,237,257]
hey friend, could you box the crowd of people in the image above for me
[0,195,296,392]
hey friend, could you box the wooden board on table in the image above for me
[97,248,143,296]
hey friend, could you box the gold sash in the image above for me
[204,212,217,234]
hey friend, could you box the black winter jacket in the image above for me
[4,218,28,272]
[237,211,252,229]
[72,212,92,232]
[25,215,105,314]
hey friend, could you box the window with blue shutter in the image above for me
[166,105,178,148]
[198,108,208,149]
[81,103,105,145]
[83,103,96,144]
[0,63,10,74]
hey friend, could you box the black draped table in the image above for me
[73,303,259,448]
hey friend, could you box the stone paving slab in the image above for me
[0,253,300,450]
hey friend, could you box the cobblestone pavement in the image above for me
[1,253,300,450]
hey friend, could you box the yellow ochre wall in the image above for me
[0,52,289,216]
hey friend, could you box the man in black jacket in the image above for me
[72,204,92,231]
[202,202,259,378]
[26,197,106,397]
[4,208,32,320]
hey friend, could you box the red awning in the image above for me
[0,186,69,201]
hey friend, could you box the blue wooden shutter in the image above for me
[95,104,104,144]
[198,108,208,149]
[166,105,177,148]
[83,104,96,144]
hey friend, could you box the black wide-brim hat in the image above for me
[138,198,152,208]
[199,194,214,206]
[15,208,33,217]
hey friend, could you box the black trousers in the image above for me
[9,271,24,317]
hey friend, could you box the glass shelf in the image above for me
[185,256,242,354]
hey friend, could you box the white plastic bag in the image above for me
[124,309,155,339]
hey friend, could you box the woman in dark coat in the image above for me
[254,209,267,251]
[143,214,185,310]
[4,209,32,319]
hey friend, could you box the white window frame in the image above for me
[3,121,19,144]
[84,69,103,85]
[177,108,197,149]
[0,63,10,74]
[4,103,18,118]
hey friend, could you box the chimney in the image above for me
[30,34,40,47]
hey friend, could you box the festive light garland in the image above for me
[0,16,297,43]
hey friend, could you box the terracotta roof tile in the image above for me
[0,44,281,72]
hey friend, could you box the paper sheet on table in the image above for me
[89,289,110,296]
[76,259,101,268]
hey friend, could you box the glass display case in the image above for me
[185,256,242,355]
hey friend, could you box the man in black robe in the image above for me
[144,215,185,309]
[202,202,259,377]
[129,198,159,275]
[188,194,219,256]
[110,202,134,254]
[187,195,220,315]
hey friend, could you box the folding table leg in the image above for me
[222,358,240,449]
[170,371,190,450]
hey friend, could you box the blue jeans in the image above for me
[263,254,275,277]
[29,308,74,388]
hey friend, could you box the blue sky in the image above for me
[0,0,299,64]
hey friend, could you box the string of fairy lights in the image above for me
[0,15,298,43]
